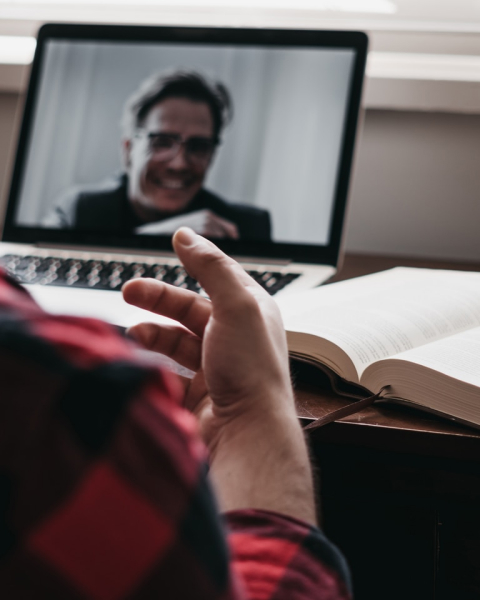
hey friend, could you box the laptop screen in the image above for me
[3,24,367,265]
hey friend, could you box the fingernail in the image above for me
[174,227,197,247]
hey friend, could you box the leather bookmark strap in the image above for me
[303,390,384,431]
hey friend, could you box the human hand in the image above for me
[123,228,316,522]
[134,209,239,239]
[123,227,294,451]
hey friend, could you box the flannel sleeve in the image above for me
[226,510,352,600]
[0,270,351,600]
[0,271,244,599]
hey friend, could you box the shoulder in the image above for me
[0,271,237,596]
[44,175,127,229]
[74,174,130,230]
[75,174,127,211]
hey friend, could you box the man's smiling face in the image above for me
[124,97,214,218]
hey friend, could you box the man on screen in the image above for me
[45,71,271,241]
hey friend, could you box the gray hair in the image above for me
[121,69,233,141]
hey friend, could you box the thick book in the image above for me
[276,267,480,429]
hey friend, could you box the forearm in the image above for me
[209,403,317,526]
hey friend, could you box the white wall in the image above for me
[0,93,20,214]
[345,109,480,262]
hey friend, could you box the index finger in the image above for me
[172,228,267,306]
[122,278,212,337]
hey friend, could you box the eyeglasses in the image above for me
[139,131,218,165]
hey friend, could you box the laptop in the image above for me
[0,23,367,328]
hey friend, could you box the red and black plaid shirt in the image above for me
[0,270,351,599]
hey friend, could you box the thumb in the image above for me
[172,227,260,304]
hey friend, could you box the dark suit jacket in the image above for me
[72,174,271,242]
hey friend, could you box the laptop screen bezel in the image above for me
[2,23,368,266]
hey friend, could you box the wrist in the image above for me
[207,404,317,525]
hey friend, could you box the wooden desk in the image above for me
[293,253,480,600]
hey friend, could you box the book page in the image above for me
[381,326,480,388]
[277,268,480,378]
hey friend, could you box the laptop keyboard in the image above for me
[0,254,300,296]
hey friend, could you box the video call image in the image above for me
[15,39,355,245]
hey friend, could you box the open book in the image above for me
[276,267,480,429]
